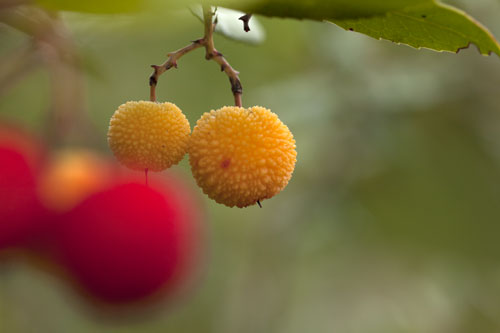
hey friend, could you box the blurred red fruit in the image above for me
[55,181,204,304]
[0,125,47,249]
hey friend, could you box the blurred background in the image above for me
[1,0,500,331]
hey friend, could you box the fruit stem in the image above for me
[149,5,243,107]
[234,93,242,107]
[149,39,205,102]
[202,4,243,107]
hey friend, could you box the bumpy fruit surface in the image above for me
[108,101,190,172]
[189,106,297,208]
[55,182,200,303]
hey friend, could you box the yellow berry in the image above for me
[108,101,191,172]
[189,106,297,208]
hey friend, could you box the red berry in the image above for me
[0,126,47,249]
[55,181,201,304]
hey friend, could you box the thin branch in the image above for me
[202,4,243,107]
[202,5,216,59]
[149,5,243,106]
[149,39,205,102]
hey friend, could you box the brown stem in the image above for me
[202,5,216,58]
[234,93,242,107]
[149,39,205,102]
[149,5,243,106]
[202,4,243,107]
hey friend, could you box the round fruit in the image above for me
[55,182,201,304]
[38,150,115,213]
[0,125,47,249]
[107,101,191,172]
[189,106,297,208]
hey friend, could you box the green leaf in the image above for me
[221,0,431,20]
[332,2,500,56]
[219,0,500,56]
[190,6,266,45]
[35,0,500,56]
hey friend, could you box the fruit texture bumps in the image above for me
[108,101,190,172]
[189,106,297,208]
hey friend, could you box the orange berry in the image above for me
[38,150,114,213]
[189,106,296,208]
[108,101,190,172]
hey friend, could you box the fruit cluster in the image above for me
[0,98,296,306]
[108,101,297,208]
[0,125,203,306]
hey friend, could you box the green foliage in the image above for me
[221,0,430,20]
[219,0,500,56]
[34,0,500,56]
[332,3,500,55]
